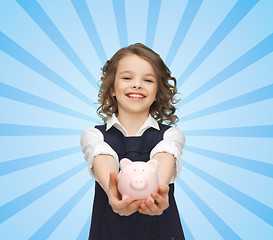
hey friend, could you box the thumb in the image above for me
[108,172,118,196]
[158,184,169,196]
[109,171,117,183]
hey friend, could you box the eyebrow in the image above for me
[119,71,156,78]
[118,71,132,75]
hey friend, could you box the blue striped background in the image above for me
[1,0,272,239]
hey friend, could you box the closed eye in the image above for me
[144,79,153,83]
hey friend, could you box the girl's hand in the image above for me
[138,184,169,216]
[107,172,143,216]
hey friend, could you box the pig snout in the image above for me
[130,176,147,190]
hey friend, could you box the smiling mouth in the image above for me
[126,93,146,99]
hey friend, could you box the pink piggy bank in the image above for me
[117,158,159,201]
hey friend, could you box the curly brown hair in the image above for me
[97,43,180,125]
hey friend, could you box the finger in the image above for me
[146,199,161,213]
[151,192,161,203]
[140,200,163,216]
[115,197,140,211]
[129,199,143,207]
[139,202,152,215]
[151,191,169,211]
[128,199,143,211]
[158,184,169,196]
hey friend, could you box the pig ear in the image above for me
[120,158,132,170]
[147,159,158,171]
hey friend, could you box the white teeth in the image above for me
[127,94,144,98]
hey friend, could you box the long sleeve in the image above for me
[80,128,119,178]
[150,127,185,183]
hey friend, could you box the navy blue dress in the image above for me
[89,123,185,240]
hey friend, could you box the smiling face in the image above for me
[112,54,158,117]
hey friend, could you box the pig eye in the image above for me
[133,169,136,171]
[142,169,145,172]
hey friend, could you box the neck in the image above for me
[117,111,149,136]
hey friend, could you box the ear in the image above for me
[111,87,116,97]
[147,159,158,171]
[120,158,132,170]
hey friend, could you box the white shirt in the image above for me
[80,114,185,183]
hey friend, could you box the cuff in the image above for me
[86,143,119,178]
[150,141,182,183]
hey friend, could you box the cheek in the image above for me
[152,86,158,99]
[113,81,123,92]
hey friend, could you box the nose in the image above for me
[130,176,146,190]
[132,79,142,89]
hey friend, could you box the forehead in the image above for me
[116,54,156,76]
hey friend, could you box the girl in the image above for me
[81,43,185,240]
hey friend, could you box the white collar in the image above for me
[106,114,159,137]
